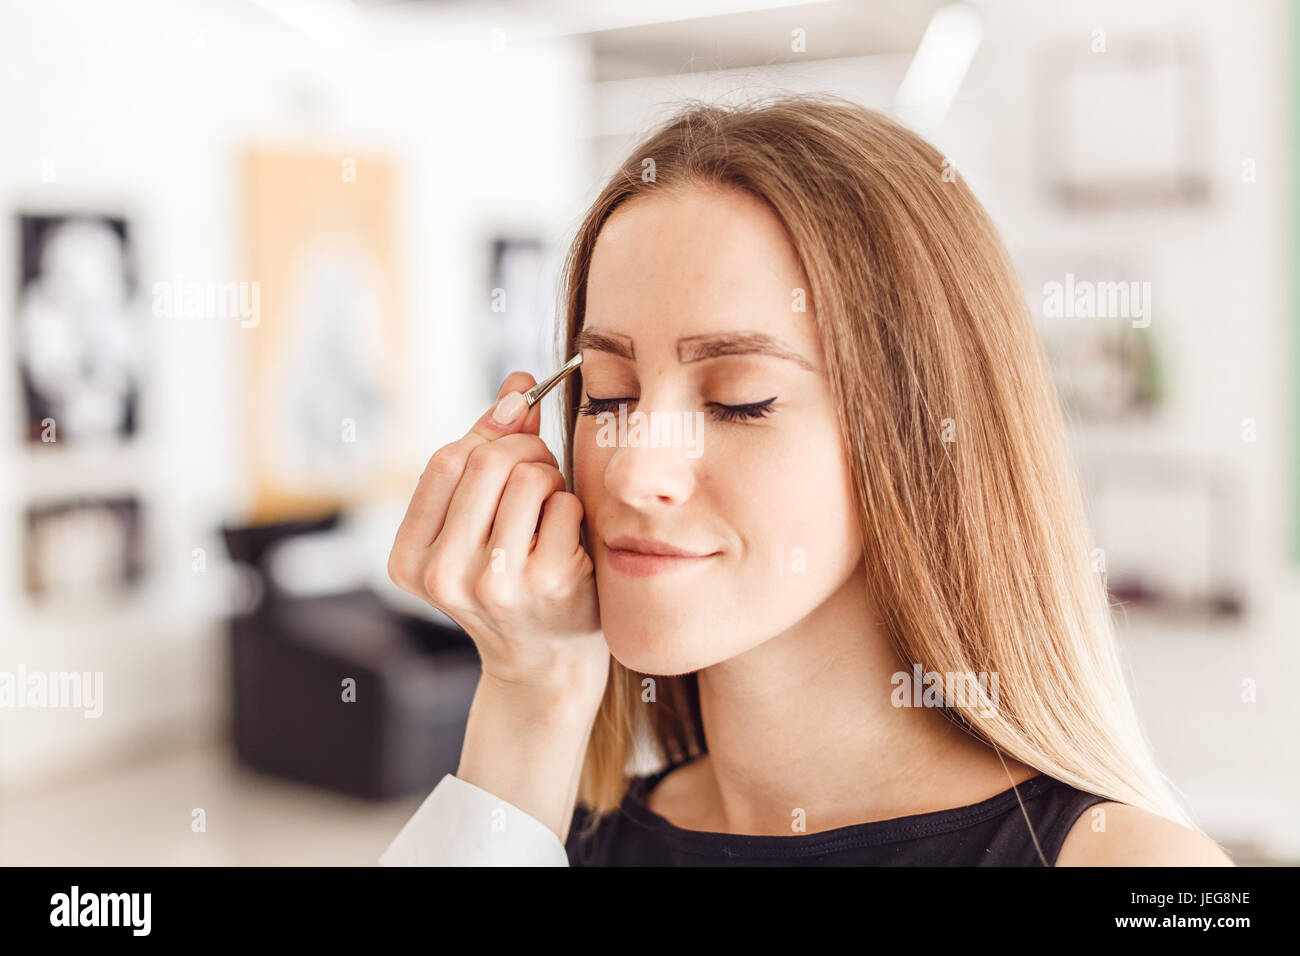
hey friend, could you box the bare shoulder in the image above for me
[1056,801,1235,867]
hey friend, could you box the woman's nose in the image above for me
[602,428,698,508]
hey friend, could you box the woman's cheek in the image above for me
[571,422,609,517]
[572,415,595,466]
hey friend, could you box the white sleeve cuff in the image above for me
[379,773,571,867]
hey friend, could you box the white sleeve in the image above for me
[378,773,571,867]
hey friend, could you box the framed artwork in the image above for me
[484,236,553,404]
[1035,30,1211,210]
[241,149,407,523]
[16,213,144,443]
[1093,455,1244,620]
[24,496,144,600]
[1020,248,1166,425]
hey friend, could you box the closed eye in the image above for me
[578,395,777,423]
[705,398,776,423]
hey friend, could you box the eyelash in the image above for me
[577,395,777,423]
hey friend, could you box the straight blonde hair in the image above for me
[555,93,1199,840]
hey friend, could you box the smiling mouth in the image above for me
[603,536,720,578]
[606,550,719,577]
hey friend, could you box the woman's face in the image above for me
[573,184,863,675]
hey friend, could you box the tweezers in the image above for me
[524,353,583,408]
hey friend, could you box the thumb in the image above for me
[467,371,541,442]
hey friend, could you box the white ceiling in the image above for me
[351,0,947,80]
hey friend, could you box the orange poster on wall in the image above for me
[241,149,407,524]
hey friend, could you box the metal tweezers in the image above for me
[524,352,583,408]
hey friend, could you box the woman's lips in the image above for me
[604,536,719,578]
[606,550,717,577]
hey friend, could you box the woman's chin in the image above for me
[603,626,715,676]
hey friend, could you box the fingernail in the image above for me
[491,391,526,425]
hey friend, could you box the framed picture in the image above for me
[1093,455,1244,620]
[484,236,553,404]
[1020,248,1166,424]
[1035,30,1211,210]
[241,149,408,523]
[16,213,144,443]
[24,496,144,600]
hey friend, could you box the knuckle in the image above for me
[547,490,582,515]
[472,567,518,609]
[420,563,443,602]
[524,564,569,600]
[427,445,469,481]
[493,432,557,470]
[507,461,552,494]
[519,434,559,466]
[421,549,461,605]
[464,441,510,475]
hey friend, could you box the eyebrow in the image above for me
[575,328,815,371]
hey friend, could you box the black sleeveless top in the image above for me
[566,759,1109,866]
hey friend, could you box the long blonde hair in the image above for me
[556,92,1198,836]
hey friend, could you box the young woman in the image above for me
[380,94,1233,866]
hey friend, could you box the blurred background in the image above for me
[0,0,1294,865]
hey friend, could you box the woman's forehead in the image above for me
[591,186,804,286]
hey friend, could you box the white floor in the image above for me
[0,742,426,866]
[1,740,1285,866]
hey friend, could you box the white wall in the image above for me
[0,0,592,793]
[972,0,1299,858]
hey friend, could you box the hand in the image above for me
[388,372,608,706]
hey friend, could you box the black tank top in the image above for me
[566,759,1109,866]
